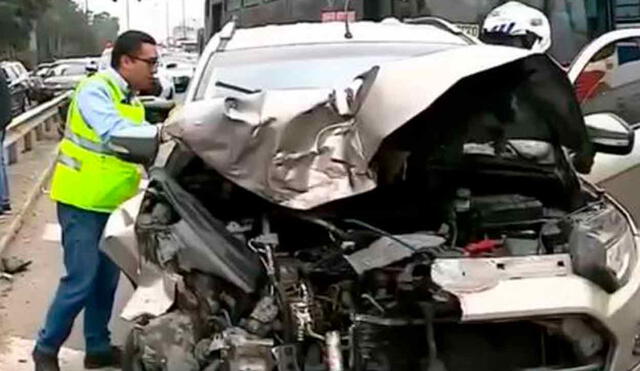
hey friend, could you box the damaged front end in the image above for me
[105,45,640,371]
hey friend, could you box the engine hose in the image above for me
[294,214,350,240]
[343,219,418,252]
[273,264,296,343]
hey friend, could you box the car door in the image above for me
[568,29,640,223]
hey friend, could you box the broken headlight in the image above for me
[569,202,637,293]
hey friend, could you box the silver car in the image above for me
[103,20,640,371]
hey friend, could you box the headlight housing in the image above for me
[569,201,637,293]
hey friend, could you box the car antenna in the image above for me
[344,0,353,39]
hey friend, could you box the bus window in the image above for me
[243,0,260,7]
[616,0,640,24]
[226,0,241,11]
[410,0,610,64]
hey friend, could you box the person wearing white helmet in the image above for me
[480,1,551,54]
[475,1,594,175]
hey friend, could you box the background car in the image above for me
[0,61,30,117]
[159,53,197,99]
[41,60,90,97]
[34,62,55,78]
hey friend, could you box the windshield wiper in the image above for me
[215,80,261,94]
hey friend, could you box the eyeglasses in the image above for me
[129,55,159,67]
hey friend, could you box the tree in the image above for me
[1,0,120,63]
[0,0,50,52]
[92,12,120,49]
[36,0,121,61]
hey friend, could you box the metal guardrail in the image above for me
[3,91,72,165]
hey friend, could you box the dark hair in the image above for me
[111,30,157,69]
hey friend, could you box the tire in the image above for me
[122,328,146,371]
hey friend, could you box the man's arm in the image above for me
[76,81,146,142]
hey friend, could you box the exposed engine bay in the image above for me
[127,151,617,370]
[121,51,627,370]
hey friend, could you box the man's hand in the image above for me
[572,152,594,174]
[158,123,173,143]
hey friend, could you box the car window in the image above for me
[194,43,456,100]
[575,37,640,126]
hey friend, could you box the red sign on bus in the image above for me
[321,10,356,22]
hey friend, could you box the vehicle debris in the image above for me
[0,257,31,275]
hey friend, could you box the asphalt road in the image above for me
[0,193,133,371]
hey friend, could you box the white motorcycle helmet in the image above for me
[481,1,551,53]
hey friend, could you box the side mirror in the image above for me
[585,113,634,155]
[107,125,159,165]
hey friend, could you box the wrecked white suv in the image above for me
[103,20,640,371]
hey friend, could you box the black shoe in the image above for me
[84,346,122,369]
[32,348,60,371]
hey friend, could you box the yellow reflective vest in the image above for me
[50,72,145,213]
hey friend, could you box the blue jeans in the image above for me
[36,203,120,355]
[0,129,9,209]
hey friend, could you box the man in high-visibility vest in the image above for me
[0,71,11,216]
[33,30,158,371]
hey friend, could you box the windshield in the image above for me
[411,0,609,64]
[195,42,456,100]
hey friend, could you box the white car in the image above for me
[104,19,640,371]
[159,56,197,97]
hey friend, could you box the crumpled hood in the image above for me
[167,44,535,209]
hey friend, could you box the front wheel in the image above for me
[122,328,146,371]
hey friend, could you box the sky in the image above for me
[72,0,206,42]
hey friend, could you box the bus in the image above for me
[617,0,640,27]
[203,0,639,65]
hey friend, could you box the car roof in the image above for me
[203,19,469,55]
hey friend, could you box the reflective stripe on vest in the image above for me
[50,72,145,213]
[65,130,114,155]
[57,152,81,171]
